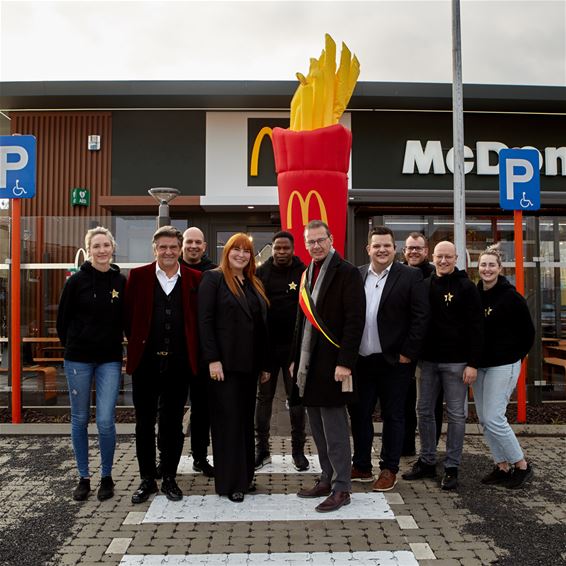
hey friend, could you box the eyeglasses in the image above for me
[305,237,329,248]
[404,246,425,252]
[232,247,252,255]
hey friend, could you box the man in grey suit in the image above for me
[349,226,429,491]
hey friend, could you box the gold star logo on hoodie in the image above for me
[111,289,120,299]
[444,292,454,305]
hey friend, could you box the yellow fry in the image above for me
[322,34,336,127]
[296,72,308,86]
[333,42,351,122]
[300,84,314,131]
[343,55,360,110]
[290,87,302,131]
[309,58,324,130]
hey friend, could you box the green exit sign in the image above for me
[71,188,90,207]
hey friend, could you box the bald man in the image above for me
[181,227,216,272]
[402,241,483,490]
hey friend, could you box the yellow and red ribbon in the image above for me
[298,271,340,348]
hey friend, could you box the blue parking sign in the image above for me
[0,135,36,199]
[499,148,540,211]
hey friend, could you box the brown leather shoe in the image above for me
[315,490,351,512]
[372,469,397,492]
[297,479,332,498]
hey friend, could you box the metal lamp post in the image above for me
[148,187,180,228]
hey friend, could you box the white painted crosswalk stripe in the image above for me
[143,493,395,523]
[120,550,419,565]
[177,455,321,475]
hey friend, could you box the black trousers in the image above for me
[403,368,444,454]
[188,368,212,461]
[349,354,412,474]
[156,367,211,463]
[132,354,190,479]
[209,370,257,495]
[255,345,306,455]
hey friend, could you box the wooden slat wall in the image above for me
[10,112,113,338]
[11,112,112,263]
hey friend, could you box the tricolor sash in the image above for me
[298,271,340,348]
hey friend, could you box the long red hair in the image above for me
[218,233,269,304]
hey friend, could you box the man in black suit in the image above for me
[292,220,365,513]
[156,226,216,478]
[349,226,429,492]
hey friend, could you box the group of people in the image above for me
[57,219,535,512]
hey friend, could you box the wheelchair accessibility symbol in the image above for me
[12,179,27,197]
[519,192,534,209]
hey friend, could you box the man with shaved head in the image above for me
[402,241,483,490]
[181,226,216,272]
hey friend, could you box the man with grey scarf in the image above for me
[291,220,365,513]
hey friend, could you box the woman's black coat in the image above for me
[198,269,269,374]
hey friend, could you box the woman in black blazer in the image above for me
[198,233,270,502]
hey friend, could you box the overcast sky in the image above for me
[0,0,564,85]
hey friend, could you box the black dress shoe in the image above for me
[228,492,245,502]
[192,458,215,478]
[161,477,183,501]
[131,479,158,504]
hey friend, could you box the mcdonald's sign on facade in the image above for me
[247,118,288,186]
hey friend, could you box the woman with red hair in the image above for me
[198,233,270,502]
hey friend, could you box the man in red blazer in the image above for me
[125,226,201,504]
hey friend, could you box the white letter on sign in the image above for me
[506,158,534,200]
[0,146,29,189]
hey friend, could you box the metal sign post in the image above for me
[451,0,466,269]
[1,135,37,424]
[499,148,541,424]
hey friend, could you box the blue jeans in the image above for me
[417,361,468,469]
[65,360,121,478]
[473,361,524,465]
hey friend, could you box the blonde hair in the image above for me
[219,232,269,304]
[478,244,503,267]
[85,226,116,259]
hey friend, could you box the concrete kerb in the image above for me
[1,422,564,436]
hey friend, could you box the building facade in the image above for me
[1,81,565,406]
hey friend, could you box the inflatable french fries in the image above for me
[272,34,360,263]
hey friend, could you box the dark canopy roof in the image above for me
[1,81,565,113]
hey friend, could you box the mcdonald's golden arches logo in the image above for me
[286,190,328,228]
[250,127,273,177]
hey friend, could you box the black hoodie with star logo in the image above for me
[57,261,126,363]
[422,267,484,368]
[477,275,535,367]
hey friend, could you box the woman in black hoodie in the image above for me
[474,247,535,490]
[57,227,126,502]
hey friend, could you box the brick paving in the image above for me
[1,380,565,565]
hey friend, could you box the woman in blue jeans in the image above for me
[57,227,126,501]
[474,247,535,489]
